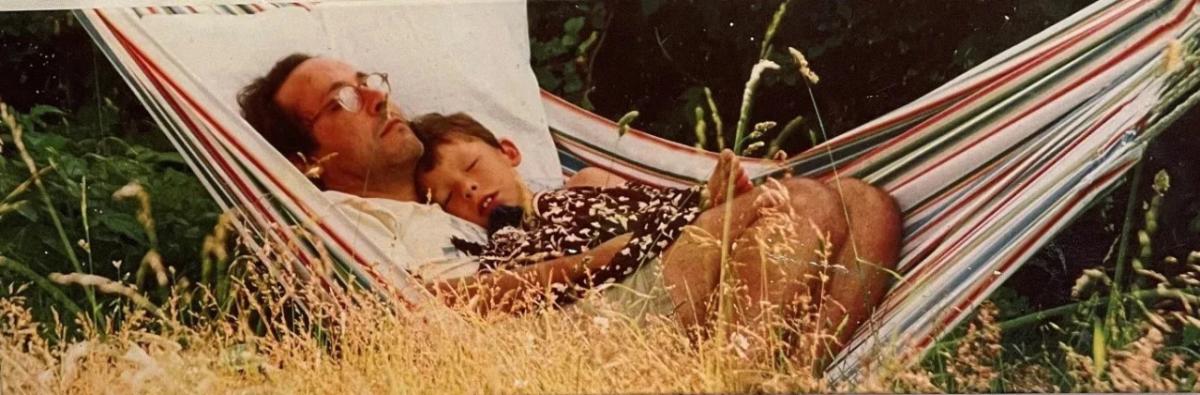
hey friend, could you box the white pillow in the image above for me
[134,1,563,189]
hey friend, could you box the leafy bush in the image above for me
[0,104,219,333]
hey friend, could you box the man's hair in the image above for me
[411,112,502,173]
[237,53,316,164]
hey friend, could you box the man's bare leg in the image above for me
[660,176,901,370]
[660,183,766,333]
[723,178,850,361]
[726,178,847,321]
[660,178,849,335]
[815,178,902,363]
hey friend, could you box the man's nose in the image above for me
[360,87,389,116]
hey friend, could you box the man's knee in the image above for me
[828,178,900,221]
[828,178,903,267]
[775,177,840,211]
[771,177,849,243]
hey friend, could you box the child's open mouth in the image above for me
[478,192,498,217]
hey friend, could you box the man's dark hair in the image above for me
[411,112,502,173]
[238,53,316,164]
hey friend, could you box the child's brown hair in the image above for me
[411,112,502,173]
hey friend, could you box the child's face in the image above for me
[419,137,524,228]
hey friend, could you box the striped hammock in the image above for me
[76,0,1200,383]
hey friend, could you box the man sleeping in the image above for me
[238,54,903,361]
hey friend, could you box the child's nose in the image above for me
[461,181,479,199]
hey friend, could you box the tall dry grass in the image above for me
[6,281,1196,394]
[3,159,1200,393]
[5,195,1199,394]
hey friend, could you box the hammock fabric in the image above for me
[76,0,1200,384]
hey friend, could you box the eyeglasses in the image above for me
[305,72,391,126]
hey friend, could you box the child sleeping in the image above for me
[411,112,751,289]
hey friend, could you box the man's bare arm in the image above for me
[425,234,632,315]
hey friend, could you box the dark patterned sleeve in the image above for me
[454,183,705,307]
[556,183,705,303]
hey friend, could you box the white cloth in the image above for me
[571,257,676,320]
[323,190,486,281]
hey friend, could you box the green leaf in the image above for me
[1182,323,1200,346]
[534,67,562,90]
[0,256,82,318]
[97,213,146,244]
[563,76,583,94]
[564,16,585,35]
[15,201,38,222]
[29,105,64,120]
[561,34,579,48]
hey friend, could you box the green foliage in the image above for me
[923,167,1200,392]
[530,3,607,110]
[0,105,219,333]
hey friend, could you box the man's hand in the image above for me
[707,149,753,207]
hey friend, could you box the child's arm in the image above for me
[565,167,627,188]
[425,233,633,315]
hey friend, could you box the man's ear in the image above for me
[498,138,522,167]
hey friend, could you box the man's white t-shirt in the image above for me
[323,190,486,281]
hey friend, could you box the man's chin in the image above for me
[384,144,423,172]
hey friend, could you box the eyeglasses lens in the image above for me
[335,86,360,112]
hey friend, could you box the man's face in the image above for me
[274,58,422,183]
